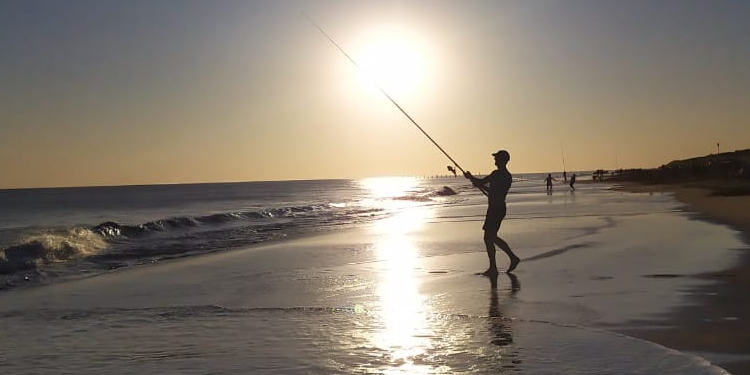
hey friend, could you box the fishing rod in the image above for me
[303,13,488,196]
[560,142,567,181]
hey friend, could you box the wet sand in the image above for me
[614,182,750,374]
[613,182,750,233]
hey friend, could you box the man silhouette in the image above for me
[464,150,520,275]
[544,173,557,195]
[569,173,576,191]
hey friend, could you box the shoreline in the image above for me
[613,181,750,374]
[612,181,750,235]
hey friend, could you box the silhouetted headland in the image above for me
[597,149,750,197]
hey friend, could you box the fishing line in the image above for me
[303,13,487,196]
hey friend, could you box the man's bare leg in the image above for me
[494,236,520,272]
[482,232,498,276]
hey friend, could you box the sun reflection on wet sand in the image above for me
[362,177,436,373]
[373,234,431,374]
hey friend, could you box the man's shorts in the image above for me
[483,204,507,233]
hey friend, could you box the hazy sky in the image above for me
[1,0,749,188]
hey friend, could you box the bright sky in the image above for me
[1,0,749,188]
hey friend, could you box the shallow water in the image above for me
[0,298,729,374]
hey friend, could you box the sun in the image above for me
[352,27,429,99]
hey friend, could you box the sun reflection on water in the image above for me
[361,176,436,373]
[359,176,423,210]
[361,176,418,198]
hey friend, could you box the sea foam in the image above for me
[0,228,107,274]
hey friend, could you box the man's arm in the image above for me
[464,171,490,186]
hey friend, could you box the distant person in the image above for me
[544,173,557,195]
[569,173,576,191]
[464,150,520,275]
[563,171,567,183]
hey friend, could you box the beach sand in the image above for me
[613,182,750,374]
[1,183,747,374]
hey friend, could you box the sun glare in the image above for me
[360,176,418,200]
[353,27,430,99]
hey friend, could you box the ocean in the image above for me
[0,176,475,286]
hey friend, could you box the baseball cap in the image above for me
[492,150,510,161]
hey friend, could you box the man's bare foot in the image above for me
[481,268,498,277]
[507,255,520,273]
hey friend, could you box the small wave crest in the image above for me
[0,228,107,274]
[390,186,459,202]
[432,186,457,196]
[92,205,336,239]
[392,195,434,202]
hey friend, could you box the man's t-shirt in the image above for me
[486,169,512,207]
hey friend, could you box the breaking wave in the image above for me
[1,204,384,277]
[0,228,107,274]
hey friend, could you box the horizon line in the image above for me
[0,169,599,191]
